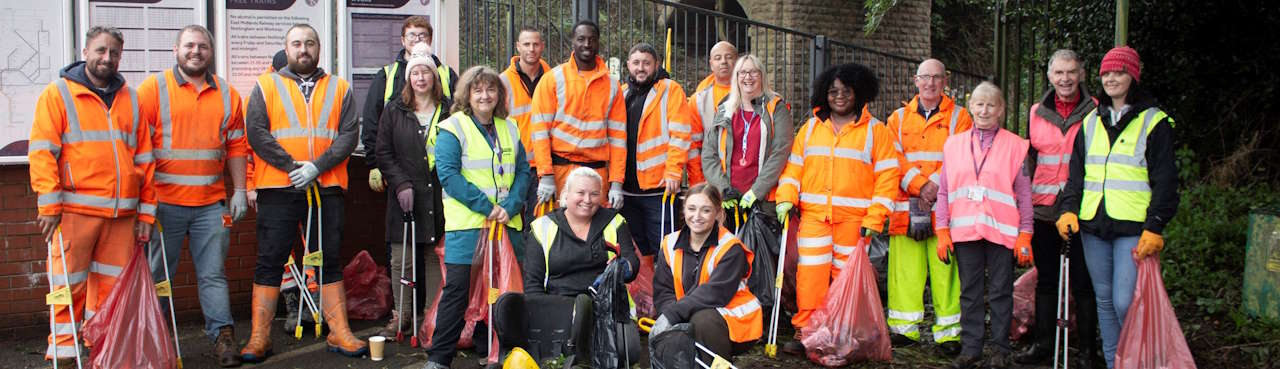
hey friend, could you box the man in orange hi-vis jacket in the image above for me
[773,63,900,355]
[29,26,156,365]
[528,20,627,209]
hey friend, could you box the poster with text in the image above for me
[81,0,208,85]
[341,0,433,155]
[217,0,334,97]
[0,1,73,164]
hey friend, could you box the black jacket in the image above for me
[361,49,458,165]
[375,98,448,243]
[1059,86,1179,238]
[523,208,638,297]
[652,225,750,323]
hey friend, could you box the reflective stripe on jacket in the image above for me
[528,55,626,182]
[775,106,899,232]
[438,113,524,231]
[29,78,156,222]
[661,227,762,343]
[1028,102,1081,207]
[885,95,971,235]
[1079,108,1168,223]
[940,128,1029,248]
[621,79,694,190]
[251,72,351,190]
[139,68,246,206]
[500,56,552,167]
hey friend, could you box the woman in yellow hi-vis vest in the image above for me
[424,66,532,369]
[1055,46,1179,369]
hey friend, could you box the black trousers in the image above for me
[689,309,754,363]
[253,189,345,285]
[955,239,1014,357]
[427,263,488,366]
[1030,220,1099,350]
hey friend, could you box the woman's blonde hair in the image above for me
[557,167,604,207]
[450,65,509,118]
[968,81,1006,109]
[722,54,774,116]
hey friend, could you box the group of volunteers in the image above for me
[29,13,1177,369]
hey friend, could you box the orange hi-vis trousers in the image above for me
[791,215,863,329]
[46,213,137,359]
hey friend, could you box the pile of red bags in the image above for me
[419,239,478,348]
[82,250,176,369]
[1010,268,1038,341]
[801,237,892,366]
[1115,256,1196,369]
[343,250,391,320]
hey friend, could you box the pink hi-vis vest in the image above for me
[1028,103,1082,206]
[942,128,1029,248]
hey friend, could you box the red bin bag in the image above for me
[1115,256,1196,369]
[81,250,177,369]
[343,250,391,320]
[801,237,892,366]
[418,238,479,349]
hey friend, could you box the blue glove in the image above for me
[740,190,758,208]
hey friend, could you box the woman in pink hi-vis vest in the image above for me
[933,82,1035,369]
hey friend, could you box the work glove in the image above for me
[919,181,940,204]
[1056,212,1079,240]
[740,190,758,208]
[536,176,556,204]
[288,161,320,189]
[396,187,415,212]
[648,314,672,337]
[722,187,742,209]
[936,227,954,264]
[247,190,258,211]
[1015,232,1034,267]
[1133,230,1165,259]
[229,189,249,221]
[775,202,793,224]
[608,183,625,210]
[368,168,386,192]
[907,197,934,240]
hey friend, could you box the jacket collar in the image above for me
[1033,87,1096,130]
[170,65,217,88]
[903,94,956,120]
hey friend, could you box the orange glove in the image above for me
[1056,212,1079,240]
[1133,230,1165,259]
[1015,232,1034,266]
[936,228,954,264]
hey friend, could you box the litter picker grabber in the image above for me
[286,252,320,339]
[763,216,789,358]
[46,227,83,369]
[303,184,325,338]
[397,211,420,346]
[485,220,502,365]
[694,341,740,369]
[534,200,555,218]
[152,224,185,369]
[660,191,677,236]
[1053,234,1072,369]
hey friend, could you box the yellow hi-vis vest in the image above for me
[528,213,635,317]
[439,112,522,231]
[384,62,452,103]
[1079,107,1171,222]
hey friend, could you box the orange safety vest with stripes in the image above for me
[710,93,786,200]
[885,95,971,235]
[138,69,247,206]
[252,72,351,190]
[528,55,627,182]
[499,56,551,168]
[29,77,157,223]
[1028,101,1087,207]
[940,128,1029,248]
[620,79,695,190]
[775,106,899,231]
[661,227,762,343]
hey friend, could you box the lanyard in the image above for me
[969,129,992,180]
[737,109,758,163]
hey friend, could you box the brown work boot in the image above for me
[239,284,279,363]
[214,326,242,367]
[321,282,369,357]
[376,310,408,341]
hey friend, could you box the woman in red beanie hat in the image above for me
[1053,45,1180,369]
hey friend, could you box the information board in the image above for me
[80,0,208,84]
[0,1,74,163]
[217,0,335,97]
[339,0,434,155]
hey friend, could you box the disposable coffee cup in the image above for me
[369,335,386,361]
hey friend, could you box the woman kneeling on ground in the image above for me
[648,183,762,362]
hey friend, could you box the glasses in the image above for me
[827,88,854,98]
[739,70,762,78]
[915,73,947,82]
[404,33,429,41]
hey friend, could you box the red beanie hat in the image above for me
[1099,46,1142,82]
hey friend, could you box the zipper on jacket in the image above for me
[102,100,123,218]
[64,162,76,191]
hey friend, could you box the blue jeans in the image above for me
[1080,232,1140,369]
[149,202,234,340]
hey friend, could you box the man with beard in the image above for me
[361,16,457,193]
[135,25,247,367]
[528,20,627,209]
[619,42,694,258]
[241,23,365,361]
[29,26,156,366]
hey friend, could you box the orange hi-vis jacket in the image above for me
[138,68,247,206]
[252,71,352,190]
[500,56,552,167]
[528,55,627,182]
[885,95,972,235]
[30,78,157,223]
[661,227,763,342]
[776,107,900,232]
[621,78,695,190]
[685,74,730,185]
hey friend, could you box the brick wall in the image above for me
[0,160,388,338]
